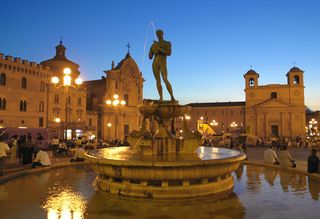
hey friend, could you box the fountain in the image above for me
[85,29,246,199]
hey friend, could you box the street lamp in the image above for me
[309,118,318,136]
[51,67,83,140]
[107,122,112,141]
[210,120,218,126]
[105,94,126,140]
[230,121,238,128]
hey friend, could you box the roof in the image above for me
[288,66,303,72]
[187,101,246,108]
[114,52,133,70]
[244,69,258,75]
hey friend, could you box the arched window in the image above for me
[293,75,300,85]
[20,100,27,111]
[0,73,6,85]
[0,98,6,110]
[40,81,45,91]
[21,77,27,89]
[249,78,255,86]
[271,92,278,99]
[39,101,44,112]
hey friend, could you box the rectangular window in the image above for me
[39,117,44,127]
[124,94,129,106]
[89,118,92,127]
[77,97,82,106]
[230,110,234,116]
[54,94,59,104]
[221,111,224,116]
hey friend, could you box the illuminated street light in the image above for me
[51,67,83,139]
[230,121,238,128]
[210,120,218,126]
[106,94,126,139]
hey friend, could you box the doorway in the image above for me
[271,125,279,137]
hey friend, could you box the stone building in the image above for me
[0,54,52,129]
[186,102,245,134]
[244,67,305,139]
[85,52,144,141]
[0,42,97,140]
[41,41,93,139]
[183,67,306,140]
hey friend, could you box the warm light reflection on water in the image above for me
[42,188,86,219]
[0,165,319,218]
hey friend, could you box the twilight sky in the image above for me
[1,0,319,109]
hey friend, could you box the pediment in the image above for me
[253,99,292,109]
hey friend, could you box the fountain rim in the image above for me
[84,147,246,167]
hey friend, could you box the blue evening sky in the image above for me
[1,0,319,109]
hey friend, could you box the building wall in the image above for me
[186,103,245,134]
[86,53,144,141]
[244,68,306,139]
[0,42,97,140]
[0,54,52,129]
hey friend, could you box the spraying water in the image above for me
[142,21,157,73]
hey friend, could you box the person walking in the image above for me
[0,134,10,176]
[307,148,319,173]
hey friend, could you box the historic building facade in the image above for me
[85,52,144,141]
[0,42,97,140]
[244,67,306,139]
[184,67,306,140]
[41,41,93,139]
[0,54,52,129]
[186,102,245,134]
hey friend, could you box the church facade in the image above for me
[244,67,306,139]
[85,52,144,141]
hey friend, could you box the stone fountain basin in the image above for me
[85,147,245,181]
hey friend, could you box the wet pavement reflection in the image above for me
[0,165,319,219]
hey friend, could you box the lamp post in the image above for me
[107,122,112,141]
[105,94,126,140]
[230,121,238,128]
[51,67,83,140]
[309,118,318,136]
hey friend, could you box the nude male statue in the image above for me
[149,29,175,102]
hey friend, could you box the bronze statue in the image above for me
[149,29,175,102]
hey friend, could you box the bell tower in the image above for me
[244,69,259,88]
[286,66,304,87]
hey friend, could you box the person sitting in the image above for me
[70,145,86,162]
[278,145,296,169]
[31,148,51,168]
[264,145,279,165]
[307,148,319,173]
[58,141,68,156]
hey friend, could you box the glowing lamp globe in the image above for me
[51,76,59,84]
[113,94,119,99]
[120,100,126,105]
[63,75,72,86]
[106,100,112,105]
[75,78,83,85]
[63,67,72,75]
